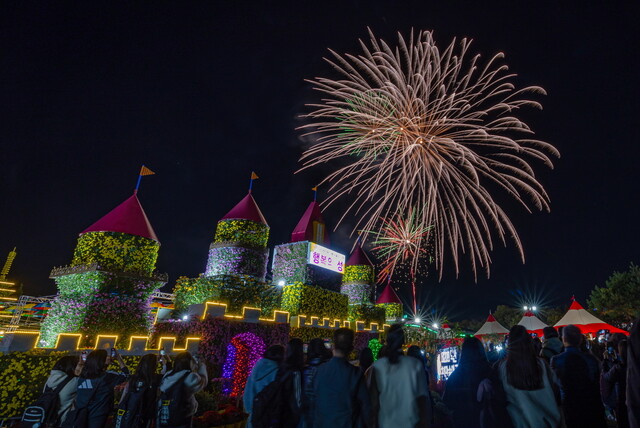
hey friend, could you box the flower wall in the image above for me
[341,283,375,305]
[213,219,269,249]
[377,302,403,320]
[72,232,159,274]
[204,246,269,280]
[173,275,282,316]
[271,242,310,285]
[281,282,348,319]
[348,304,386,326]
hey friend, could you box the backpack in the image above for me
[252,371,299,428]
[115,379,156,428]
[21,375,74,428]
[61,377,103,428]
[157,372,191,427]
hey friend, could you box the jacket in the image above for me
[159,363,208,418]
[44,370,79,425]
[242,358,279,428]
[540,337,563,362]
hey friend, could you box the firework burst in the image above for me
[370,210,432,312]
[298,29,559,279]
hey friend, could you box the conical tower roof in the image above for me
[376,283,402,304]
[82,193,158,241]
[554,299,629,335]
[221,193,268,225]
[346,243,373,266]
[290,201,328,244]
[474,313,509,336]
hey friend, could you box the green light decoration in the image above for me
[214,219,269,249]
[368,338,383,360]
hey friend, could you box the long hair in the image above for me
[131,353,158,389]
[82,349,108,379]
[359,347,374,372]
[52,355,79,377]
[172,351,194,373]
[457,337,489,371]
[282,338,304,372]
[505,325,543,390]
[264,345,285,363]
[386,324,405,364]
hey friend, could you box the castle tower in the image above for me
[39,193,166,347]
[340,243,375,305]
[204,192,270,280]
[272,200,344,289]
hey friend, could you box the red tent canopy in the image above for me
[474,313,509,337]
[554,299,629,336]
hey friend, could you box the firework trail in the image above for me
[298,29,559,279]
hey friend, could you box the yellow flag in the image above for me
[251,171,259,180]
[140,166,155,176]
[311,186,318,191]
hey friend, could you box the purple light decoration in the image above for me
[221,332,266,396]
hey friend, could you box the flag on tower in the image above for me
[135,165,155,193]
[249,171,259,191]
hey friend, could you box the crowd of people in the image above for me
[19,316,639,428]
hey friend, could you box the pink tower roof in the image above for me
[290,201,328,244]
[81,193,159,241]
[376,284,402,305]
[474,313,509,336]
[221,193,268,225]
[346,243,373,266]
[554,298,629,336]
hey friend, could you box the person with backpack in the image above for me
[243,345,284,428]
[251,338,303,428]
[115,353,168,428]
[66,348,130,428]
[157,351,208,428]
[313,328,371,428]
[21,355,83,428]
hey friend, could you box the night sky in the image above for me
[2,2,639,320]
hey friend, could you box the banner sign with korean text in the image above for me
[307,243,345,274]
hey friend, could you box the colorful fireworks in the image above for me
[298,30,559,279]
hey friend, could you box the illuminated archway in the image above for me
[222,332,266,396]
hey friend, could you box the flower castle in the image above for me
[38,185,401,348]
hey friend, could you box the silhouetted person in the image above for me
[496,325,562,428]
[358,347,374,373]
[551,324,607,427]
[627,318,640,428]
[540,327,563,363]
[313,328,371,428]
[602,340,629,428]
[243,345,284,428]
[369,324,431,427]
[444,337,491,428]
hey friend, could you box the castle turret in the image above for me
[204,192,270,280]
[376,283,403,321]
[39,193,166,347]
[340,243,375,305]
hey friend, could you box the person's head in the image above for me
[377,345,388,359]
[359,347,374,371]
[458,337,488,369]
[134,353,158,385]
[562,325,583,348]
[173,351,196,372]
[542,327,558,341]
[386,324,405,364]
[618,340,628,364]
[333,328,355,357]
[53,355,79,377]
[283,338,304,371]
[505,325,542,390]
[263,345,285,363]
[307,338,330,362]
[82,349,108,379]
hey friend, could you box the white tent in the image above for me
[474,313,509,337]
[554,299,629,336]
[517,311,548,336]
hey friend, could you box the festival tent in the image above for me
[554,299,629,336]
[474,313,509,337]
[517,311,548,336]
